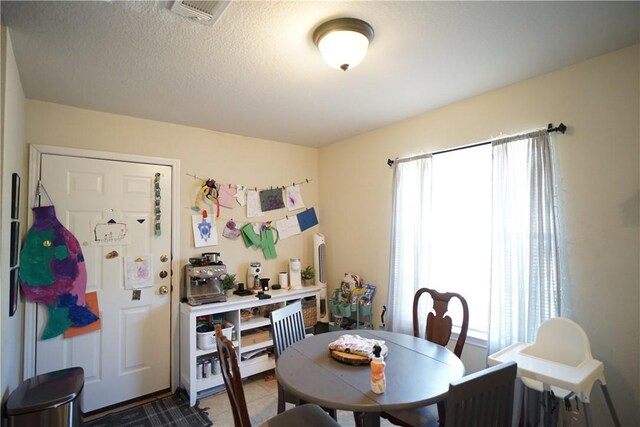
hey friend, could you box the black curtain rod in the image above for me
[387,122,567,167]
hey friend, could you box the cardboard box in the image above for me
[241,328,270,346]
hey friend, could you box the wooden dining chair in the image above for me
[270,301,308,413]
[215,324,340,427]
[381,287,470,427]
[444,361,517,427]
[269,301,338,419]
[412,288,469,358]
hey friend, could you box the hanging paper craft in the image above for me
[297,207,319,232]
[240,223,262,248]
[193,178,217,211]
[218,185,237,208]
[124,255,154,289]
[276,216,302,240]
[64,291,102,338]
[20,206,99,339]
[192,211,218,247]
[90,218,131,246]
[285,185,305,211]
[260,222,279,259]
[222,220,241,240]
[259,188,285,212]
[246,190,264,218]
[236,185,247,206]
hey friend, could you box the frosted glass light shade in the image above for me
[313,18,374,71]
[317,30,370,71]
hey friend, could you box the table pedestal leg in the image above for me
[362,412,381,427]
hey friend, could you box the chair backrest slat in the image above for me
[270,300,307,360]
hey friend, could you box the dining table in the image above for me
[275,329,465,427]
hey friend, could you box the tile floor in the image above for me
[199,370,395,426]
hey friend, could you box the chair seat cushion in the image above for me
[260,403,340,427]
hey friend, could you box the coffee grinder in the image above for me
[289,258,302,289]
[247,262,261,291]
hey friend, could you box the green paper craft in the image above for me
[42,305,72,340]
[260,227,279,260]
[240,223,261,248]
[20,228,55,286]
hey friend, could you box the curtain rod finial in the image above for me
[557,123,567,134]
[548,123,567,134]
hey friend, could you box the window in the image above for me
[429,145,492,337]
[389,130,561,350]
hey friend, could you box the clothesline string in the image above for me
[186,173,313,191]
[185,205,317,221]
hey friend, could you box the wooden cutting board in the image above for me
[329,344,388,365]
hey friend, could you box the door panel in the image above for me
[35,154,172,412]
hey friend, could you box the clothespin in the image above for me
[202,210,208,219]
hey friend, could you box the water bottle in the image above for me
[370,344,386,394]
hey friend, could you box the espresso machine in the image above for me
[183,257,228,305]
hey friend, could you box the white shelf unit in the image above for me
[180,286,321,406]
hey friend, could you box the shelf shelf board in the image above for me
[195,340,238,357]
[240,316,271,331]
[241,339,273,353]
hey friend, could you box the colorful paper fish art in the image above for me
[20,206,99,339]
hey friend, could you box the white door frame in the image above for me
[24,144,181,396]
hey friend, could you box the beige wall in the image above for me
[12,35,640,425]
[1,28,27,405]
[26,101,320,288]
[319,45,639,425]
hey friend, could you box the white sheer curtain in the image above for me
[387,154,432,335]
[488,130,561,354]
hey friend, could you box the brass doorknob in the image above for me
[159,285,169,295]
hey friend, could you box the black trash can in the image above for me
[6,367,84,427]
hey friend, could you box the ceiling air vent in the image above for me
[170,1,230,26]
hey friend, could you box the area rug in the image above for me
[84,390,212,427]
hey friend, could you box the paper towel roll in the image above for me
[279,272,288,288]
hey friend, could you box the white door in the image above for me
[35,154,173,412]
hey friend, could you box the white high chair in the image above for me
[488,317,620,427]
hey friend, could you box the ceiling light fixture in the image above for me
[313,18,374,71]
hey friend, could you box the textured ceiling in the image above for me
[2,1,639,147]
